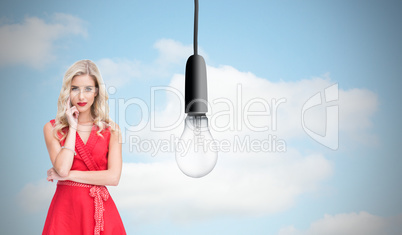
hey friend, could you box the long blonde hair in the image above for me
[54,59,113,141]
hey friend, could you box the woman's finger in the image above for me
[72,107,79,118]
[71,106,77,113]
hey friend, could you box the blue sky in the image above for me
[1,0,402,234]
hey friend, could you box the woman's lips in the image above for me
[77,102,87,107]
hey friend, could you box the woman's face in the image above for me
[70,74,97,114]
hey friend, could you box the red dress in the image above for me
[43,119,126,235]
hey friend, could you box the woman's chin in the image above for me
[77,106,90,113]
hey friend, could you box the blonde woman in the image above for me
[42,60,126,235]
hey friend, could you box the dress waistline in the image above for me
[57,180,109,235]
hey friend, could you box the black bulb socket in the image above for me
[185,54,208,116]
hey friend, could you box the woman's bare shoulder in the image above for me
[43,121,56,139]
[44,121,52,132]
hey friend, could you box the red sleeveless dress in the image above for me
[43,119,126,235]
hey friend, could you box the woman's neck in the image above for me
[77,110,94,124]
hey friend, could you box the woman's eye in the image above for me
[72,87,79,91]
[85,87,93,92]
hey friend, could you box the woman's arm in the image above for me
[45,97,79,177]
[48,122,123,186]
[44,122,76,177]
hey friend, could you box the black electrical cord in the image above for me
[194,0,198,55]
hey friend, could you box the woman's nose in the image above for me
[78,90,85,100]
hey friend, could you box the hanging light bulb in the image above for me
[175,0,218,178]
[176,115,218,178]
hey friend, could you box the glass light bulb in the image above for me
[175,115,218,178]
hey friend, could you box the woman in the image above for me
[43,60,126,235]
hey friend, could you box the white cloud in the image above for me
[339,88,379,145]
[0,13,87,68]
[17,178,56,213]
[109,151,332,223]
[278,211,402,235]
[153,38,194,66]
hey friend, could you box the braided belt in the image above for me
[58,180,109,235]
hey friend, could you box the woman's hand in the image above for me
[65,97,79,129]
[47,167,68,182]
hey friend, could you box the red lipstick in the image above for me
[77,102,87,107]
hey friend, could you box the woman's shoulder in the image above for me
[44,119,55,131]
[43,119,57,140]
[44,119,67,140]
